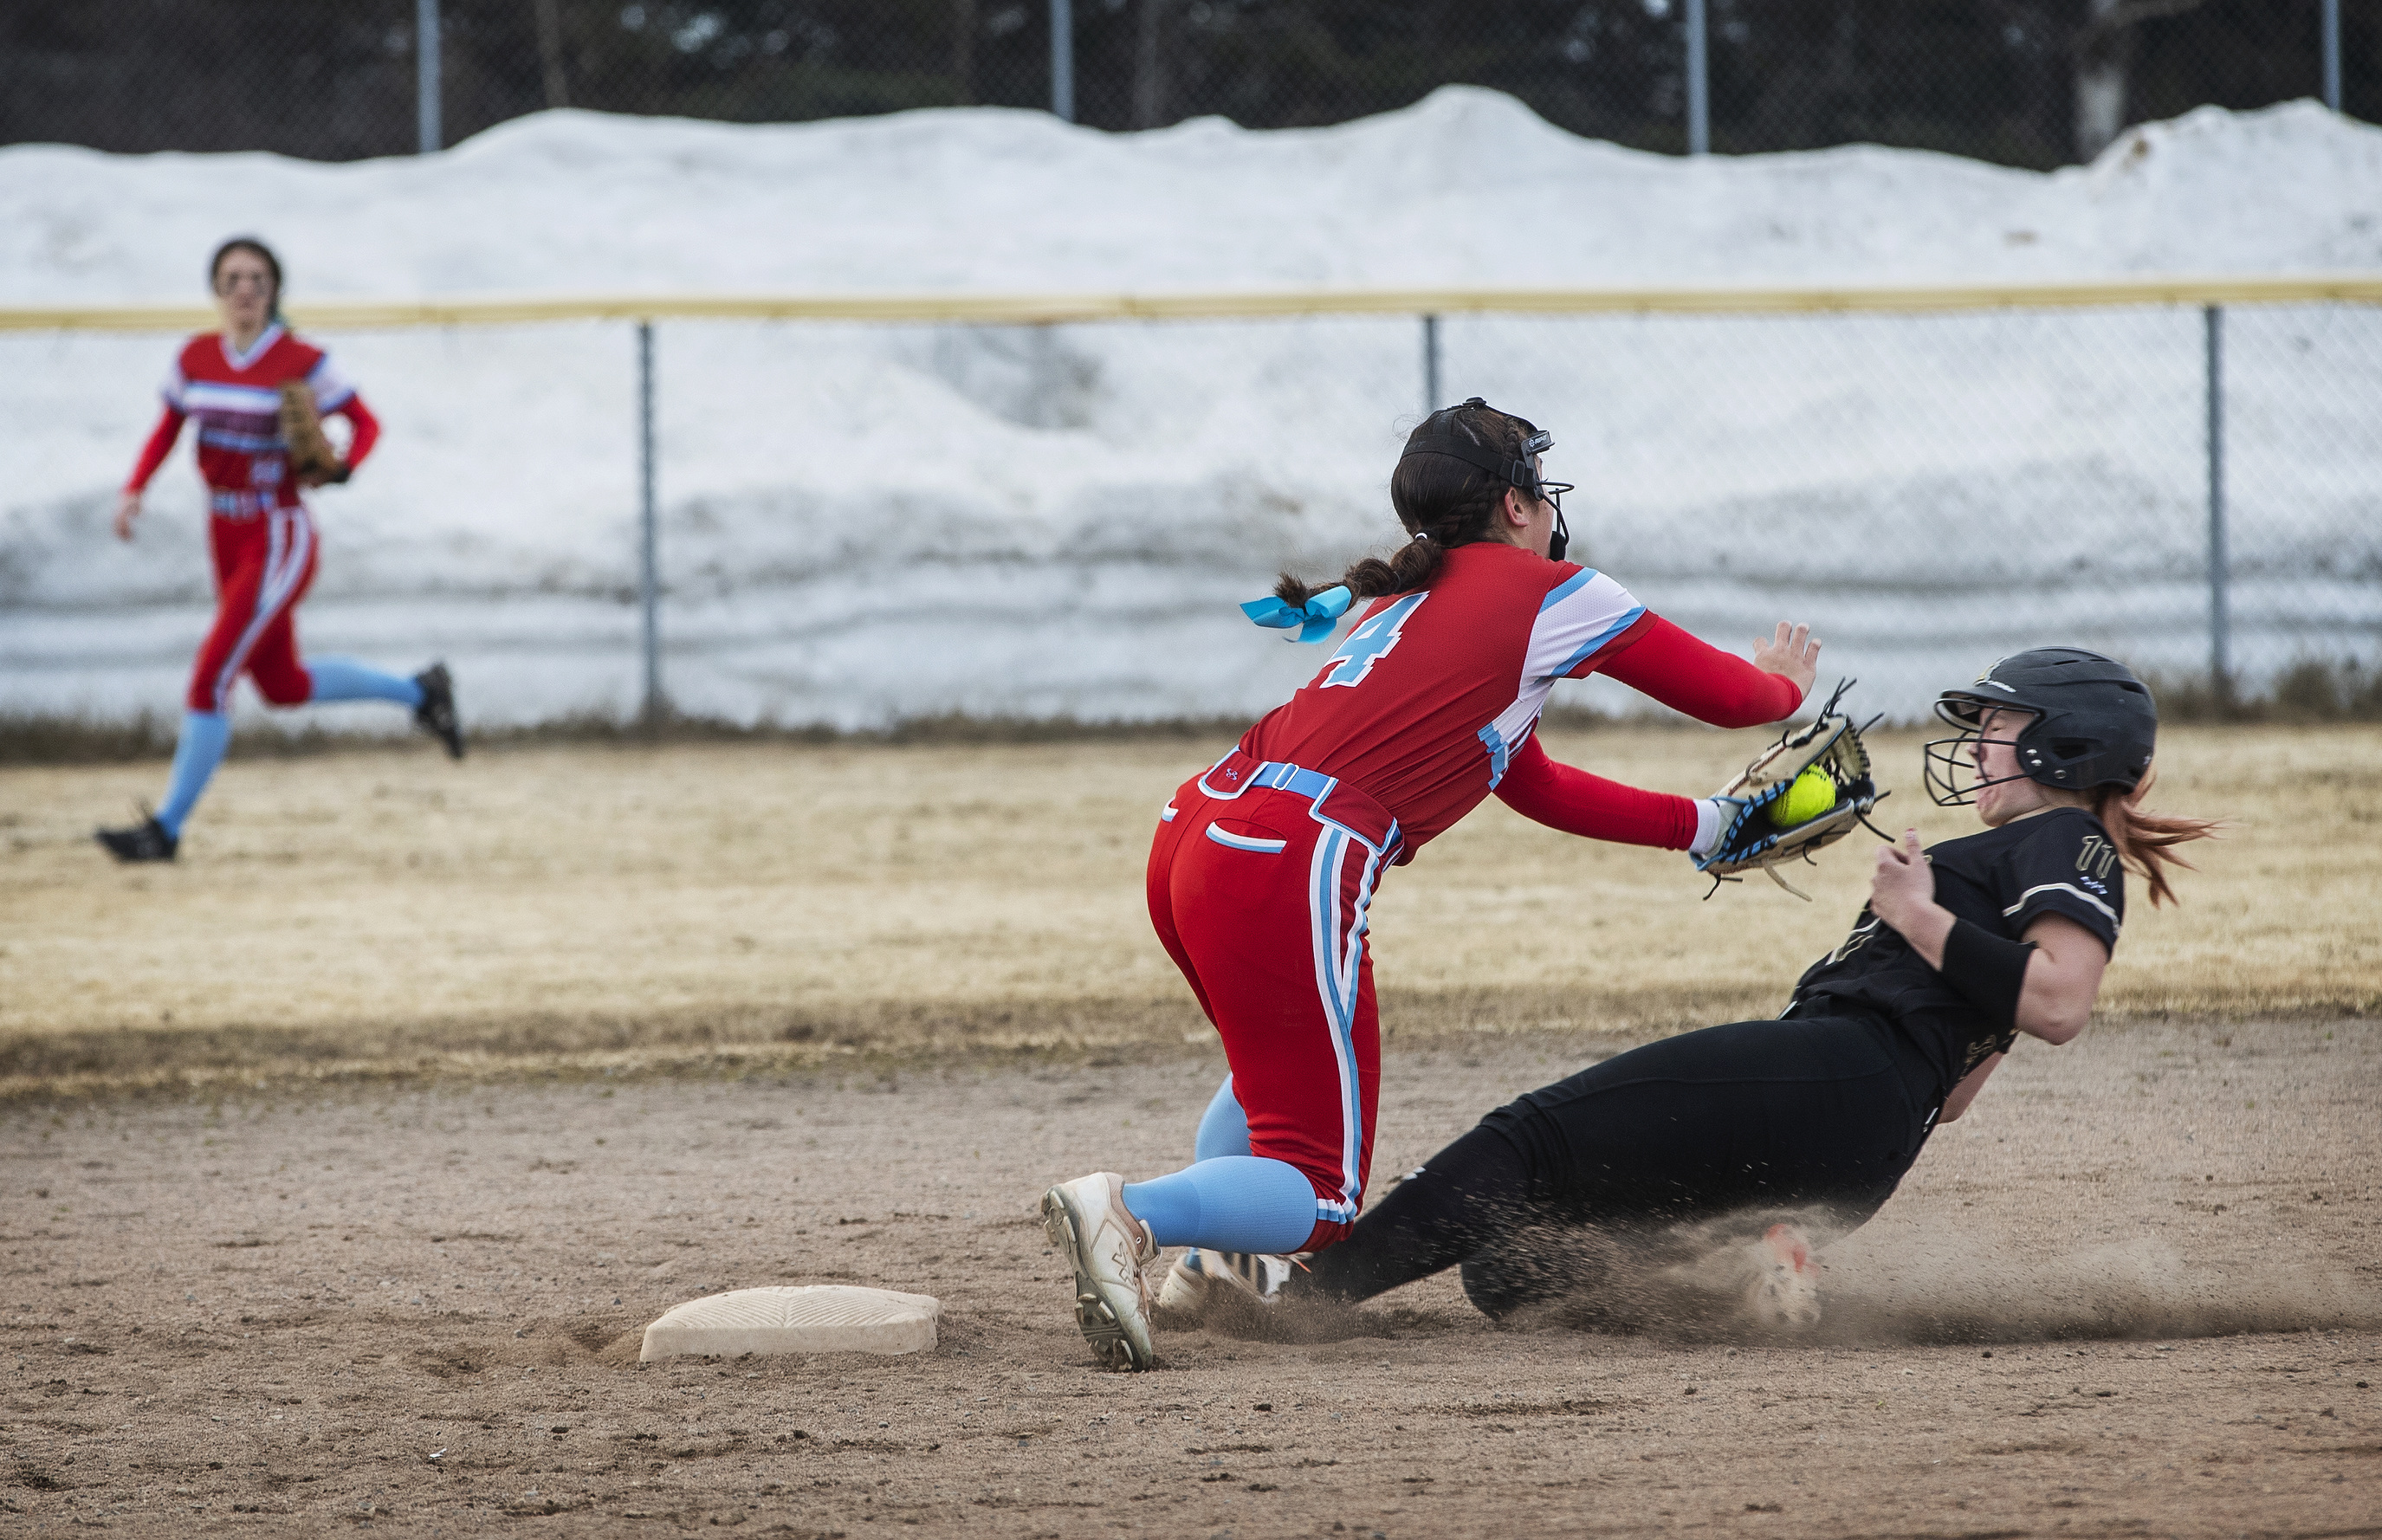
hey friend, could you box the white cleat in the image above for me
[1155,1247,1294,1314]
[1744,1222,1822,1329]
[1039,1172,1160,1371]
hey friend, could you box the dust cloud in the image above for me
[1398,1207,2382,1347]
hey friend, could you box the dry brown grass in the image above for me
[3,723,2373,1092]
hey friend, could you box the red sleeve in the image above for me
[329,394,380,469]
[1493,735,1699,851]
[1561,608,1656,678]
[125,405,186,492]
[1599,615,1803,728]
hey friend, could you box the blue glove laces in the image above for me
[1240,584,1353,644]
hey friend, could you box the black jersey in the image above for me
[1787,806,2125,1098]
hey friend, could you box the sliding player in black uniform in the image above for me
[1268,648,2218,1323]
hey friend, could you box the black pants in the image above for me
[1299,1012,1943,1317]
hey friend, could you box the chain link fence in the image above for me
[5,3,2376,734]
[1466,299,2382,718]
[5,290,2377,733]
[3,1,2371,166]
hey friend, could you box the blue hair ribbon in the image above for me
[1240,584,1353,644]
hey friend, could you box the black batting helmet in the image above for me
[1923,647,2158,806]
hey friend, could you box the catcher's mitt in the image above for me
[1695,681,1889,900]
[275,380,347,485]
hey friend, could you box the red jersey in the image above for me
[127,325,371,517]
[1240,542,1655,854]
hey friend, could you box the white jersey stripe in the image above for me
[1302,808,1394,1226]
[1537,567,1597,613]
[197,428,280,452]
[1464,566,1646,787]
[306,355,357,411]
[208,508,313,711]
[2001,882,2122,934]
[209,509,287,709]
[220,323,285,372]
[1522,567,1645,682]
[1307,829,1359,1220]
[180,381,282,415]
[1476,721,1515,789]
[1550,605,1647,677]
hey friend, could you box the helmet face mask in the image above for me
[1921,702,2039,807]
[1513,429,1576,560]
[1921,648,2158,809]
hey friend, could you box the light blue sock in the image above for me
[1123,1156,1319,1253]
[155,710,230,837]
[307,657,422,708]
[1176,1078,1253,1264]
[1193,1075,1251,1160]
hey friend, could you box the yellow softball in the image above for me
[1770,767,1835,828]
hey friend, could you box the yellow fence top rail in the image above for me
[6,273,2380,332]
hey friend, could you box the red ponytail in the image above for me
[2090,765,2221,909]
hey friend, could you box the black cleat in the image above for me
[412,662,464,760]
[96,812,177,864]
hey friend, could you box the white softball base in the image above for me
[639,1284,942,1362]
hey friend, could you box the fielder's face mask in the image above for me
[1921,697,2042,806]
[1400,398,1577,561]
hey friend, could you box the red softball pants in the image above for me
[1146,749,1402,1252]
[188,506,318,714]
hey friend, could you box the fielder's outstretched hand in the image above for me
[1752,622,1821,700]
[113,490,141,543]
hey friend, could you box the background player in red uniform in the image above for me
[1040,398,1824,1369]
[98,236,462,863]
[1281,649,2219,1328]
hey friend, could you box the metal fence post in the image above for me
[638,320,663,724]
[1050,0,1075,122]
[415,0,442,154]
[1685,0,1711,154]
[1421,314,1440,418]
[2204,304,2230,702]
[2323,0,2342,112]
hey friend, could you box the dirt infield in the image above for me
[5,725,2379,1091]
[4,725,2379,1533]
[5,1019,2379,1537]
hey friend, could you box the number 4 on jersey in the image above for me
[1320,592,1428,689]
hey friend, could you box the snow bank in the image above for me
[4,88,2378,728]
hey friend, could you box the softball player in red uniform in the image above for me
[1041,398,1823,1369]
[97,237,462,863]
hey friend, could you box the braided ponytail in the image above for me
[1275,532,1440,608]
[1274,400,1541,607]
